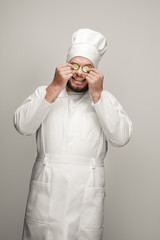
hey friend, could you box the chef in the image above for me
[14,28,133,240]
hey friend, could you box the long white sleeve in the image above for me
[92,90,133,147]
[13,86,52,136]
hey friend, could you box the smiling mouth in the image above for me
[72,76,85,82]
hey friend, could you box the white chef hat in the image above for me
[66,28,107,68]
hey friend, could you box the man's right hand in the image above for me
[45,63,74,103]
[52,63,74,90]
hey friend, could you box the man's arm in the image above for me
[13,86,56,135]
[13,63,74,136]
[92,90,133,147]
[86,67,133,147]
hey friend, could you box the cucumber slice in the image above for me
[73,63,79,70]
[82,65,89,73]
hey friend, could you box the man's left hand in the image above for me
[86,68,104,104]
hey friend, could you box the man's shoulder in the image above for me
[34,85,47,93]
[35,85,67,98]
[101,89,117,100]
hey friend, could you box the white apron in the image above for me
[14,86,133,240]
[22,153,106,240]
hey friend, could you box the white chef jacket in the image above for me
[14,85,133,151]
[13,85,133,240]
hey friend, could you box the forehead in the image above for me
[69,56,93,66]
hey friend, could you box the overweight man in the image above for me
[14,28,133,240]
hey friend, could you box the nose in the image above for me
[76,67,85,77]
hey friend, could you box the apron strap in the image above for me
[36,153,104,167]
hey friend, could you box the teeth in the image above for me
[72,77,84,82]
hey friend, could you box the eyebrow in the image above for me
[70,61,93,67]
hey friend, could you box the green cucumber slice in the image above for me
[73,63,79,70]
[82,65,89,73]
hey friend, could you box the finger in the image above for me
[65,71,73,76]
[65,63,75,69]
[87,72,97,79]
[62,70,73,75]
[61,68,74,73]
[88,71,98,77]
[86,75,94,82]
[63,67,73,71]
[87,67,99,73]
[65,73,73,80]
[59,63,74,69]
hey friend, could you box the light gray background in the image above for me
[0,0,159,239]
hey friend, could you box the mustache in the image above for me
[72,76,86,81]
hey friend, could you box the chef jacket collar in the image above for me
[59,87,92,100]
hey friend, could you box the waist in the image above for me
[36,153,104,167]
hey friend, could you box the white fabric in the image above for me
[67,91,84,102]
[14,86,133,240]
[66,28,107,68]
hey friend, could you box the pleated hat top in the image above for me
[66,28,107,68]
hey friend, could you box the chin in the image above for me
[67,79,88,93]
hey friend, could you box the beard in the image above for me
[66,78,89,93]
